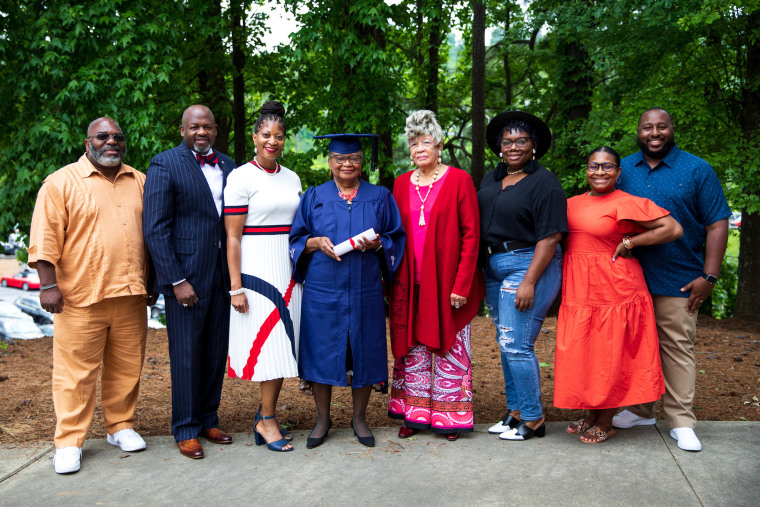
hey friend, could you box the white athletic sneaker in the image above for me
[53,447,82,474]
[670,427,702,452]
[611,409,656,429]
[106,428,147,452]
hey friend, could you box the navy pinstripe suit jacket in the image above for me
[143,142,234,297]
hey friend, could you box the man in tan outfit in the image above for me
[28,117,156,474]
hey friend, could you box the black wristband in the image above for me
[701,272,718,285]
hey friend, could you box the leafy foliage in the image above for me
[1,0,757,317]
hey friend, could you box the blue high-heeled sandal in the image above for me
[253,405,292,441]
[254,412,293,452]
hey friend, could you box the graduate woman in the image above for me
[289,134,405,448]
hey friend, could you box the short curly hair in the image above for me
[405,110,443,145]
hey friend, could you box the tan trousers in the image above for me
[52,295,147,447]
[629,295,698,429]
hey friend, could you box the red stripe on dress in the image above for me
[240,278,298,380]
[227,356,238,378]
[243,226,291,234]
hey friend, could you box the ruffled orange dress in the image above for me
[553,190,667,409]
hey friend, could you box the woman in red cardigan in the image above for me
[389,110,484,441]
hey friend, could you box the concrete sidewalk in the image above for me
[0,422,757,506]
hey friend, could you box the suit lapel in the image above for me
[179,143,218,216]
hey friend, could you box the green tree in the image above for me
[280,0,407,189]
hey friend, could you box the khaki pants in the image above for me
[52,295,147,447]
[629,295,698,429]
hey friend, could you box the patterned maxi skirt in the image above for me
[388,325,473,433]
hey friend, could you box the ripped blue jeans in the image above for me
[483,246,562,421]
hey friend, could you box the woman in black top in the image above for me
[478,111,568,441]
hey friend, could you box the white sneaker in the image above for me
[106,428,147,452]
[611,409,656,429]
[53,447,82,474]
[670,427,702,452]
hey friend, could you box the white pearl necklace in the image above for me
[414,164,440,226]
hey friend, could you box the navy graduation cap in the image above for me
[313,133,379,171]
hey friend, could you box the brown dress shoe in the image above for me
[201,428,233,444]
[178,438,204,459]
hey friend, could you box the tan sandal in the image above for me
[580,425,616,444]
[566,419,593,435]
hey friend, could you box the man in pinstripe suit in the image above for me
[143,105,235,459]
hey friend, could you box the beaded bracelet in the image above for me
[229,288,245,296]
[622,236,634,250]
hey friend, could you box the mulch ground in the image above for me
[1,315,758,443]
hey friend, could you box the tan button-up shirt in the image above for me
[28,154,148,307]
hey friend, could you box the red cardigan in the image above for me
[390,167,484,358]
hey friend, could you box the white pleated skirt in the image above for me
[227,234,301,382]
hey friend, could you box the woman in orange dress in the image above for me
[553,146,682,443]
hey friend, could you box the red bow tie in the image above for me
[196,152,218,167]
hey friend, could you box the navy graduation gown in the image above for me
[289,180,405,388]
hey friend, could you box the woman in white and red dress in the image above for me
[224,101,302,452]
[389,110,484,440]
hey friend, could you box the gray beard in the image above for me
[193,144,210,154]
[89,144,126,167]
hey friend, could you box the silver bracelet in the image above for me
[229,288,245,296]
[40,283,58,290]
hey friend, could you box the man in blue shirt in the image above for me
[614,108,730,452]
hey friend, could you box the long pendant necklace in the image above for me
[414,164,440,226]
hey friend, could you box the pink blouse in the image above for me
[408,168,450,284]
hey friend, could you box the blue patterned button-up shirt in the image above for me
[617,145,731,297]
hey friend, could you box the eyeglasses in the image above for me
[409,139,435,149]
[499,137,531,149]
[586,162,618,173]
[89,132,126,142]
[331,155,363,165]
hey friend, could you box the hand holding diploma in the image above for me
[333,228,381,256]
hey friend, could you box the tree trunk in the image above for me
[425,0,442,114]
[504,5,512,107]
[231,1,247,165]
[470,0,486,187]
[733,10,760,321]
[198,0,230,155]
[369,20,395,191]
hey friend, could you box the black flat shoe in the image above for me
[350,420,375,447]
[306,420,332,449]
[499,421,546,441]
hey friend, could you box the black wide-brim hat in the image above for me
[486,111,552,159]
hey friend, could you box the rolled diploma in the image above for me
[333,228,377,256]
